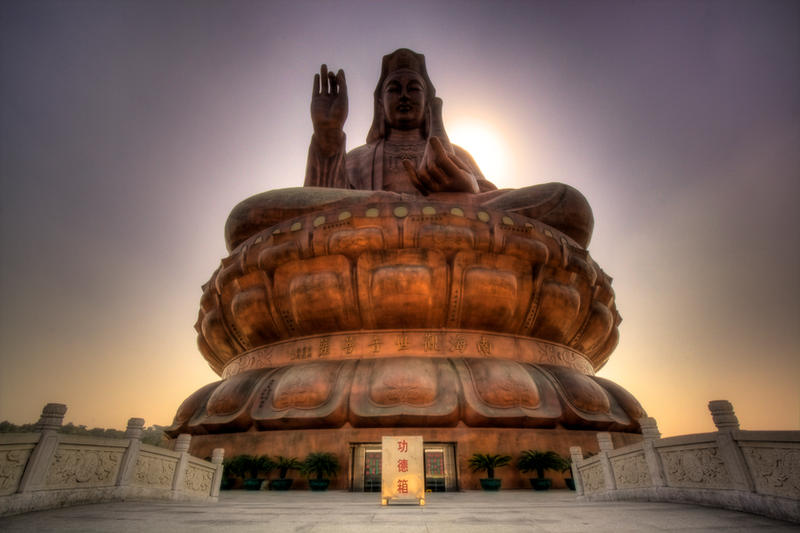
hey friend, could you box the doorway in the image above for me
[351,442,457,492]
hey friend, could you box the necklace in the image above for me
[384,141,426,170]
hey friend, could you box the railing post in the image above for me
[639,416,665,487]
[709,400,740,431]
[709,400,754,491]
[171,434,192,499]
[596,432,617,492]
[569,446,584,495]
[16,403,66,493]
[210,448,225,499]
[116,418,145,489]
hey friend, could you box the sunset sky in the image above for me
[1,0,797,437]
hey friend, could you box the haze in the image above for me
[1,0,797,436]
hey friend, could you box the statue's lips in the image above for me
[396,104,413,112]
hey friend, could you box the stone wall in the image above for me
[570,400,799,523]
[0,404,224,517]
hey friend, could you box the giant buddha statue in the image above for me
[168,49,646,491]
[226,49,593,251]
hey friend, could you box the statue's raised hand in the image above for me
[404,136,480,195]
[311,64,348,155]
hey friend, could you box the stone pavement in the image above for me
[0,490,796,532]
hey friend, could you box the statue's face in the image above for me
[381,71,426,131]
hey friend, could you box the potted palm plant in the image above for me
[221,457,241,490]
[517,450,566,491]
[225,455,250,489]
[269,455,301,490]
[562,457,576,490]
[468,453,512,491]
[235,454,275,490]
[301,452,340,491]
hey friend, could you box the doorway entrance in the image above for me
[351,443,458,492]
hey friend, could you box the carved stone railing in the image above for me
[0,404,224,517]
[570,400,799,523]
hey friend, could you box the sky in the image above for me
[1,0,797,437]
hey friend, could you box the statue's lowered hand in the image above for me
[311,64,348,155]
[404,136,480,195]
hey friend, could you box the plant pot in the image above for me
[529,478,552,491]
[479,478,502,491]
[269,478,294,491]
[309,479,330,491]
[565,478,575,491]
[220,477,235,491]
[243,478,263,491]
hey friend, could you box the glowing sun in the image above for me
[447,120,508,182]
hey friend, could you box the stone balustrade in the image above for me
[570,400,799,523]
[0,403,224,517]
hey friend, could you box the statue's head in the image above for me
[367,49,436,143]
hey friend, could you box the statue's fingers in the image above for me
[415,167,431,192]
[328,71,337,95]
[437,151,464,179]
[320,64,329,95]
[428,137,465,177]
[429,136,449,162]
[428,137,459,176]
[313,73,321,96]
[336,70,347,96]
[419,163,443,193]
[425,157,449,190]
[403,160,428,195]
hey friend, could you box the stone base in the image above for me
[581,487,800,525]
[0,485,218,518]
[183,425,642,491]
[168,357,645,435]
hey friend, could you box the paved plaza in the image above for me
[0,490,797,532]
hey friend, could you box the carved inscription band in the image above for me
[221,329,594,378]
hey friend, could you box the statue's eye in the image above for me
[386,83,401,93]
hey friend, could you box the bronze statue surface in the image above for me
[225,49,594,252]
[168,50,645,488]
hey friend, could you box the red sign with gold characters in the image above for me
[381,436,424,505]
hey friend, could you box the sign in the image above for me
[381,436,424,505]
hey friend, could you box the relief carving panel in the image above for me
[741,445,800,500]
[45,447,123,488]
[133,453,176,488]
[0,447,33,496]
[611,452,651,489]
[183,464,214,493]
[580,462,606,494]
[660,446,731,489]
